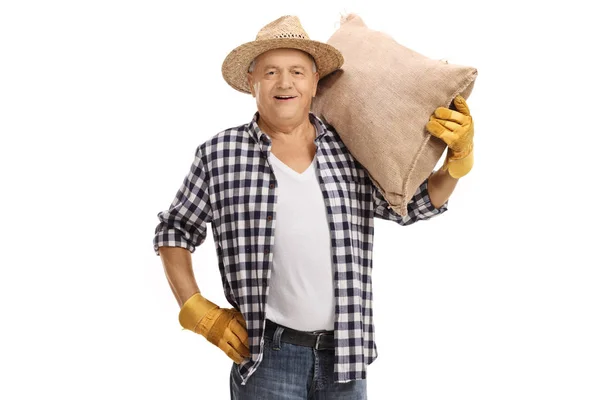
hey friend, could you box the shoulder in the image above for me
[196,121,252,159]
[317,117,370,182]
[319,117,346,150]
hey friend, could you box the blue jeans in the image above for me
[230,326,367,399]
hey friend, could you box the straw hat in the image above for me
[222,15,344,94]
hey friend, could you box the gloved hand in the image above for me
[178,292,250,364]
[426,94,474,179]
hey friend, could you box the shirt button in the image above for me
[267,215,272,221]
[269,183,275,189]
[264,248,269,254]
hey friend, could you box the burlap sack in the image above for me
[311,13,478,216]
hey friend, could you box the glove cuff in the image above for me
[178,292,219,333]
[444,150,474,179]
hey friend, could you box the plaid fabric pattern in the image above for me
[153,112,448,384]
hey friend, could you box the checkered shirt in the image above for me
[153,112,448,384]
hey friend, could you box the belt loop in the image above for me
[315,332,324,350]
[272,325,284,351]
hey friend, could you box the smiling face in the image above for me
[247,48,319,127]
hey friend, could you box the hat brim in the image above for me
[222,38,344,94]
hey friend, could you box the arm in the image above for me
[159,246,199,309]
[153,144,212,306]
[153,144,249,363]
[427,167,459,209]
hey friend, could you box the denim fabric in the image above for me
[230,326,367,399]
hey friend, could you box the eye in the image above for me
[266,71,275,75]
[293,71,303,75]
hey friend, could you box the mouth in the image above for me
[274,95,297,101]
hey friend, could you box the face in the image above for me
[247,48,319,125]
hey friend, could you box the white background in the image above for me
[1,1,599,399]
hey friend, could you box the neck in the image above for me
[257,113,314,144]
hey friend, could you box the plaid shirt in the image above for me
[153,112,448,384]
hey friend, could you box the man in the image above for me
[153,15,475,400]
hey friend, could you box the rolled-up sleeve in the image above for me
[153,145,213,255]
[373,175,448,226]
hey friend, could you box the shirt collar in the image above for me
[248,111,331,144]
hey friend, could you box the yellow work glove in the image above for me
[426,95,474,179]
[178,292,250,364]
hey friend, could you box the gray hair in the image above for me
[248,52,317,73]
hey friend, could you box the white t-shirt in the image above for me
[264,149,335,331]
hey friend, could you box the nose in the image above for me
[277,70,293,89]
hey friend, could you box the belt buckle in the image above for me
[314,332,328,350]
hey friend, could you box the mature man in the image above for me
[153,15,474,400]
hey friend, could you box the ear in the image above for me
[312,72,320,97]
[247,73,256,98]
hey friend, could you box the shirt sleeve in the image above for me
[372,174,448,226]
[153,145,213,255]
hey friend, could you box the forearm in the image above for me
[159,246,200,308]
[427,168,459,209]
